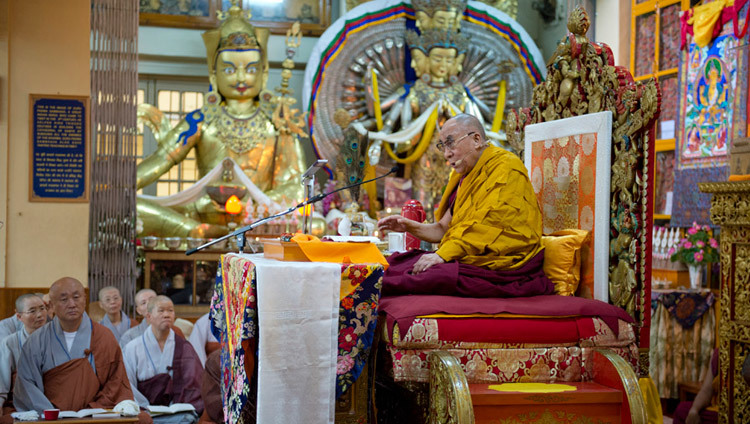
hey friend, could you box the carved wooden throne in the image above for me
[373,6,660,424]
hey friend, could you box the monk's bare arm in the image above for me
[377,210,451,244]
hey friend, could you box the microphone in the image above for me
[308,166,398,203]
[301,159,328,180]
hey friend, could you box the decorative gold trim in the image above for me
[595,348,648,424]
[699,181,750,194]
[702,184,750,423]
[638,348,650,377]
[428,351,475,424]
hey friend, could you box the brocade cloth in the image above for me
[209,253,383,424]
[652,290,715,329]
[649,289,715,399]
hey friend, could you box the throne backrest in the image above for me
[507,6,660,364]
[524,112,613,303]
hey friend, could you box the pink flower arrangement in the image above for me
[670,221,719,266]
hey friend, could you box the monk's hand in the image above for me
[377,215,410,233]
[412,253,444,274]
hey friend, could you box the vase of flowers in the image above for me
[669,221,719,290]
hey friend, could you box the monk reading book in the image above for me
[377,114,553,297]
[123,296,203,423]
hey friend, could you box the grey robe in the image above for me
[0,328,28,405]
[100,311,131,342]
[0,316,21,342]
[119,319,147,349]
[12,313,97,412]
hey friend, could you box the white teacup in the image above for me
[388,232,406,253]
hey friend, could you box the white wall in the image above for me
[595,0,630,68]
[1,0,90,287]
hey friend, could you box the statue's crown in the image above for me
[406,29,468,54]
[202,1,264,71]
[412,0,468,16]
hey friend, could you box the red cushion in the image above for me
[433,316,596,344]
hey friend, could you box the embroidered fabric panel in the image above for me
[527,132,599,298]
[387,342,639,384]
[388,346,585,384]
[209,255,257,424]
[209,256,384,422]
[654,290,715,329]
[389,317,636,350]
[336,264,383,398]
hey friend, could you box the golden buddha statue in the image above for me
[366,26,476,209]
[137,2,307,238]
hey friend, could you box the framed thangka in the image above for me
[524,112,612,302]
[29,94,90,202]
[225,0,330,35]
[139,0,219,29]
[672,10,749,227]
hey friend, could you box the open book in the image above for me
[147,403,196,415]
[58,408,111,418]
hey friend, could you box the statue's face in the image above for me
[432,10,457,30]
[450,53,465,77]
[410,49,428,77]
[215,49,263,100]
[428,47,457,83]
[415,11,430,30]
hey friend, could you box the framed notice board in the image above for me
[29,94,90,202]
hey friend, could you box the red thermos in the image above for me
[401,200,426,251]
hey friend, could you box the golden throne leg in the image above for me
[428,351,475,424]
[593,348,649,424]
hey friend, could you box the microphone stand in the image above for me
[185,166,398,256]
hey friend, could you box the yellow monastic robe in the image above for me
[434,146,543,270]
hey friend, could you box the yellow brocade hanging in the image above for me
[689,0,733,47]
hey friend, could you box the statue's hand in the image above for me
[368,140,382,165]
[137,103,172,146]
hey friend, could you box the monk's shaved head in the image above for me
[49,277,86,331]
[443,114,486,143]
[49,277,85,299]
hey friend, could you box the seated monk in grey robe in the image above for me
[123,296,203,424]
[121,289,184,349]
[98,286,136,342]
[12,278,151,424]
[0,294,47,423]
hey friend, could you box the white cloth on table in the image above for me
[242,253,341,424]
[188,313,218,368]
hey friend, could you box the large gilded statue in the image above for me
[137,2,307,238]
[303,0,544,213]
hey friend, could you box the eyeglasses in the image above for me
[21,306,47,315]
[436,132,475,152]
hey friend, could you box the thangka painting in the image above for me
[672,13,748,227]
[524,112,612,302]
[677,33,741,169]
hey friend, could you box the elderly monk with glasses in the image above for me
[377,114,553,297]
[0,295,47,421]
